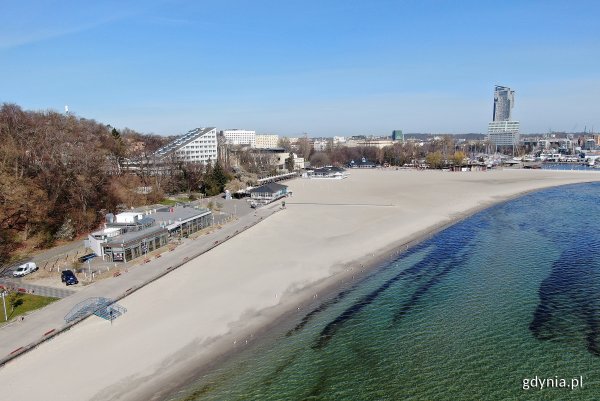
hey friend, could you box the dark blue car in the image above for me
[61,270,79,286]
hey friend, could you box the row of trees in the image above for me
[0,104,235,265]
[0,104,132,264]
[304,136,472,169]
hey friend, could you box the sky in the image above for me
[1,0,599,136]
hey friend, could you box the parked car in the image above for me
[78,253,96,263]
[12,262,38,277]
[61,270,79,286]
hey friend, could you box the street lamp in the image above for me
[1,291,7,322]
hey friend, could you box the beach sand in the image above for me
[2,169,599,401]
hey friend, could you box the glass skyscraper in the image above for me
[493,85,515,122]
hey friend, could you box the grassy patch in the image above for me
[0,293,58,325]
[158,198,178,206]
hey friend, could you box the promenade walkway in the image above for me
[0,203,281,365]
[0,281,75,299]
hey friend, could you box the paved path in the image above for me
[1,241,86,277]
[0,202,282,363]
[0,281,76,299]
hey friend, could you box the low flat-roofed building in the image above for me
[348,157,377,168]
[88,227,123,257]
[148,206,212,237]
[102,226,169,263]
[305,166,348,179]
[88,206,212,262]
[248,182,288,204]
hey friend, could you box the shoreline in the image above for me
[146,180,599,401]
[2,170,600,401]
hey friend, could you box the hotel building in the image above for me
[154,127,218,164]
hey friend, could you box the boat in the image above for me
[523,161,542,169]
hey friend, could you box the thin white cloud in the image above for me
[0,16,120,49]
[0,0,172,50]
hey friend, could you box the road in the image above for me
[0,201,282,364]
[1,240,86,277]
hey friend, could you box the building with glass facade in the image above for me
[493,85,515,122]
[88,206,212,263]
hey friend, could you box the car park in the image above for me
[12,262,38,277]
[61,270,79,286]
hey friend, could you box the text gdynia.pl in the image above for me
[522,376,584,390]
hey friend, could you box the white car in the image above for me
[12,262,38,277]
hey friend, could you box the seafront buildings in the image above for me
[146,100,599,174]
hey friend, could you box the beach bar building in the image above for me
[150,206,212,237]
[305,166,348,179]
[248,182,288,205]
[102,226,169,262]
[87,206,212,262]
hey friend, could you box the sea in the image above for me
[167,182,600,401]
[542,163,599,172]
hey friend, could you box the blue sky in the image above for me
[1,0,599,136]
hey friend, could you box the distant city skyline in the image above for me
[1,1,599,136]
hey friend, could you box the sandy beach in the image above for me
[2,169,600,401]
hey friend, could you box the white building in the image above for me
[346,137,394,149]
[255,134,279,149]
[221,129,256,147]
[154,127,218,164]
[487,121,520,147]
[313,140,328,152]
[274,151,305,171]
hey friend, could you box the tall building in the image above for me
[488,85,519,153]
[154,127,218,164]
[255,134,279,149]
[493,85,515,121]
[220,129,256,147]
[392,130,404,141]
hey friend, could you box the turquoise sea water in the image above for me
[168,182,600,401]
